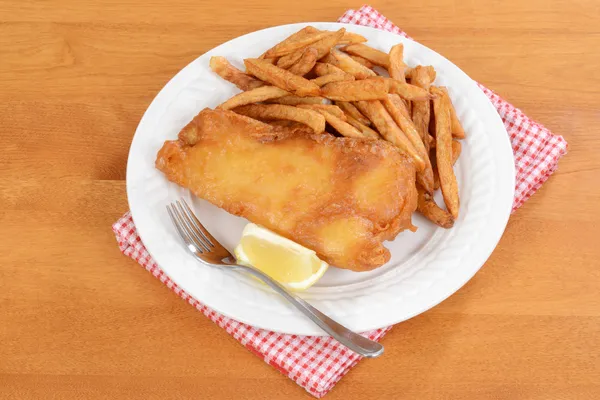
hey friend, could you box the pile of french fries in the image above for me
[209,26,465,228]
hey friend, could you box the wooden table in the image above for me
[1,1,599,398]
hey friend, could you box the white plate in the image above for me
[127,23,515,335]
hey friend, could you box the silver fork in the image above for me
[167,199,384,358]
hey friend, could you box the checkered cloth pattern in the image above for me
[112,5,568,398]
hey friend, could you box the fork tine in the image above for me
[172,202,211,252]
[176,200,213,248]
[179,199,218,247]
[167,205,200,251]
[174,201,213,252]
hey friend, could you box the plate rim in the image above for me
[126,22,515,335]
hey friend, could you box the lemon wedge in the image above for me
[234,223,328,291]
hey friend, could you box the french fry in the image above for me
[209,56,264,91]
[431,86,459,218]
[387,94,411,120]
[342,43,390,68]
[295,27,366,45]
[382,96,434,193]
[269,120,300,128]
[440,87,466,139]
[268,120,314,134]
[388,43,406,82]
[452,139,462,163]
[323,77,431,101]
[263,28,332,58]
[417,187,454,228]
[349,55,374,69]
[276,49,304,69]
[311,74,350,87]
[217,86,289,110]
[307,28,345,59]
[288,47,319,76]
[314,62,344,76]
[355,100,426,171]
[319,53,338,65]
[428,101,437,136]
[433,142,460,190]
[410,66,436,150]
[278,29,345,69]
[389,91,412,119]
[313,62,355,80]
[297,104,346,119]
[382,97,427,157]
[321,78,389,101]
[338,31,368,44]
[234,104,325,134]
[301,106,369,139]
[244,58,320,97]
[335,101,371,125]
[345,115,380,139]
[407,65,436,82]
[268,95,325,105]
[386,78,432,101]
[328,48,377,79]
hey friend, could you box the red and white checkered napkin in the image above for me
[113,5,568,398]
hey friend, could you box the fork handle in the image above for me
[230,264,384,358]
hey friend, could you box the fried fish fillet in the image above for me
[156,109,417,271]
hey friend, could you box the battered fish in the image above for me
[156,109,417,271]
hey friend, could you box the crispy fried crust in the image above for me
[156,109,418,271]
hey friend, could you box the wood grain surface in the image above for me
[1,0,599,398]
